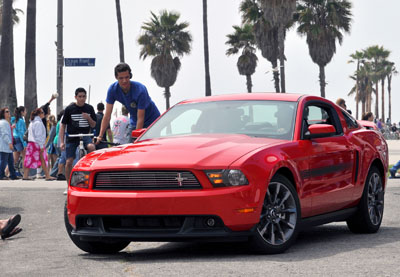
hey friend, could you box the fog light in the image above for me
[206,218,215,227]
[86,218,93,227]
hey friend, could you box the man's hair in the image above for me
[75,87,87,96]
[97,102,105,111]
[362,112,373,120]
[121,105,128,115]
[114,62,132,78]
[336,98,345,106]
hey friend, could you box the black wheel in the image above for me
[64,201,130,254]
[346,166,384,233]
[250,174,301,254]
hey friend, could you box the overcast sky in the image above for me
[11,0,400,122]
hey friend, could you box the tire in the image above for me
[346,166,384,233]
[64,201,130,254]
[250,174,301,254]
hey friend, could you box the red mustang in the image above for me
[65,93,388,254]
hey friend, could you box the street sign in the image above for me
[64,58,95,67]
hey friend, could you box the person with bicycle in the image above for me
[59,88,96,182]
[96,63,160,145]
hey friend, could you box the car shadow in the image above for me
[80,223,400,262]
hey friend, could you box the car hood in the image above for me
[79,134,284,170]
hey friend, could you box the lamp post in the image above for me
[56,0,63,114]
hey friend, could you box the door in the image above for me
[300,103,355,216]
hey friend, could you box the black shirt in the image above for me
[94,111,110,136]
[62,103,96,143]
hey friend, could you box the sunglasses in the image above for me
[5,110,10,113]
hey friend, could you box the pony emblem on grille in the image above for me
[175,173,188,187]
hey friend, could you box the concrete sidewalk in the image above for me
[386,140,400,165]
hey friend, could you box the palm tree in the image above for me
[202,0,211,96]
[258,0,296,92]
[1,0,22,35]
[357,63,374,116]
[297,0,352,98]
[385,62,397,122]
[115,0,124,62]
[226,24,258,92]
[363,45,390,121]
[0,0,22,113]
[240,0,280,92]
[138,10,192,110]
[0,0,13,110]
[348,50,364,119]
[24,0,37,122]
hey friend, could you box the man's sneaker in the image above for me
[15,172,23,177]
[57,174,66,181]
[63,189,68,195]
[389,169,397,178]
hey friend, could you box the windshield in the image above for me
[139,100,297,141]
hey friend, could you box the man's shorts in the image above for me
[66,136,93,159]
[13,137,24,152]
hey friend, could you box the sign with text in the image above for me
[64,58,95,67]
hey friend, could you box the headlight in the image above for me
[70,171,90,188]
[205,169,249,187]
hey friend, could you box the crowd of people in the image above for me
[0,62,160,240]
[0,62,160,187]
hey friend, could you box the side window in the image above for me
[341,111,359,129]
[302,103,342,138]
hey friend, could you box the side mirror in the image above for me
[131,128,146,139]
[306,124,336,139]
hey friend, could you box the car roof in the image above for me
[178,92,306,105]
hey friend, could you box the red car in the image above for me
[65,93,388,254]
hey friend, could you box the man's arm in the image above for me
[136,109,145,130]
[59,123,66,150]
[98,103,114,140]
[82,112,96,128]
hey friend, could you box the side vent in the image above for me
[354,150,359,183]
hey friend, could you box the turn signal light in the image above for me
[237,208,255,213]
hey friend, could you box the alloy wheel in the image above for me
[257,181,298,245]
[367,172,384,225]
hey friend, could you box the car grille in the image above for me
[93,171,202,190]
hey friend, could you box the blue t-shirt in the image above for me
[106,81,160,128]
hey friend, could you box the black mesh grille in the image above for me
[93,171,201,190]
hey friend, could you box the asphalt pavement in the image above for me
[1,141,400,276]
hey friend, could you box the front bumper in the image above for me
[67,185,263,240]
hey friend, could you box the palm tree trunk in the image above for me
[24,0,38,120]
[381,79,385,123]
[0,0,13,109]
[356,100,359,120]
[361,99,365,118]
[9,24,17,113]
[355,61,360,119]
[278,26,285,93]
[388,74,392,122]
[203,0,211,96]
[115,0,125,62]
[375,82,379,120]
[367,92,371,113]
[319,65,326,98]
[271,61,280,92]
[164,86,171,110]
[246,74,252,93]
